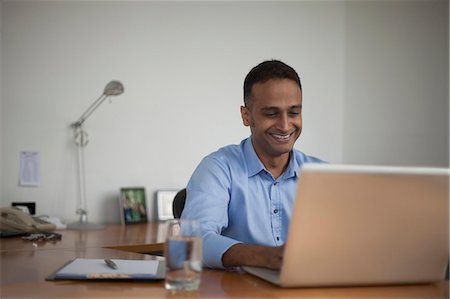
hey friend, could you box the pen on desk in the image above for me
[104,259,118,270]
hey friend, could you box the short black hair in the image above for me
[243,60,302,106]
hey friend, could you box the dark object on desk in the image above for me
[0,231,28,238]
[172,188,186,219]
[12,202,36,215]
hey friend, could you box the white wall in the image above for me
[343,1,449,166]
[0,1,3,199]
[1,1,448,224]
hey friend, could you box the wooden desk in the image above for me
[1,223,448,299]
[0,223,165,253]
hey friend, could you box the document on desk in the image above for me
[46,258,165,281]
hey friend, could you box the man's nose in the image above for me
[277,113,290,131]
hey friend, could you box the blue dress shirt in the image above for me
[181,137,324,269]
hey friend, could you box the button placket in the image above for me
[270,180,282,245]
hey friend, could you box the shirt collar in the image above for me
[243,137,265,177]
[242,137,299,180]
[283,150,299,180]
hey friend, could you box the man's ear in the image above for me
[240,106,251,127]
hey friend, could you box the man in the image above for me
[181,60,323,269]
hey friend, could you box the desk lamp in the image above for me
[67,81,124,230]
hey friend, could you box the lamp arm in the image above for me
[72,94,109,128]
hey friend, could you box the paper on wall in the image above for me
[19,151,40,187]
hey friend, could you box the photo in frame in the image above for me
[119,187,148,224]
[155,190,178,221]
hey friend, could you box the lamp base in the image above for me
[66,209,104,230]
[66,221,104,230]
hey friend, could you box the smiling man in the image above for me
[181,60,324,270]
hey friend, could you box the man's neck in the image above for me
[263,154,290,179]
[249,138,292,179]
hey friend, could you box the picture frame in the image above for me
[119,187,148,224]
[156,190,178,221]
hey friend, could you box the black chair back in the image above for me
[172,188,186,219]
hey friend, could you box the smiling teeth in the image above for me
[272,133,291,140]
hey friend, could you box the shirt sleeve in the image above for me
[181,155,242,269]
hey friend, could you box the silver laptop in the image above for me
[243,163,449,287]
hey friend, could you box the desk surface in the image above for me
[1,223,448,299]
[0,223,165,253]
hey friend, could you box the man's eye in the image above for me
[264,112,278,117]
[289,111,300,116]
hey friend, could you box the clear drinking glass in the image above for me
[164,219,202,291]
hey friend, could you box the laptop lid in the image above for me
[248,164,449,287]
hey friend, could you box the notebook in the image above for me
[243,163,449,287]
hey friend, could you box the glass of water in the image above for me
[164,219,202,291]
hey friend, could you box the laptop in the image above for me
[243,163,449,287]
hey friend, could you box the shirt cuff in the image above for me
[203,232,242,269]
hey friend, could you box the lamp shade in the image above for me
[104,80,124,96]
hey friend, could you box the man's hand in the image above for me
[222,243,284,269]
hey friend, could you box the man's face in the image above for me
[241,79,302,161]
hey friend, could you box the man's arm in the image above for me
[222,243,284,269]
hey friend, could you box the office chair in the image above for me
[446,262,449,280]
[172,188,186,219]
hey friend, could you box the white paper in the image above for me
[56,258,160,279]
[19,151,40,187]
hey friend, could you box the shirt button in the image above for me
[274,209,278,214]
[274,182,278,185]
[276,237,280,241]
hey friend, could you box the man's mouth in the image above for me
[270,131,295,142]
